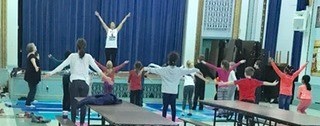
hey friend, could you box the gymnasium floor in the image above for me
[0,97,319,126]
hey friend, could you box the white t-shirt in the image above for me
[49,53,102,85]
[144,66,199,94]
[105,29,118,48]
[183,72,195,86]
[228,70,237,81]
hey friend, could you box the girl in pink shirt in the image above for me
[297,75,312,114]
[202,59,245,117]
[96,60,129,94]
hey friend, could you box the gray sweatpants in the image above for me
[182,85,195,110]
[217,85,236,114]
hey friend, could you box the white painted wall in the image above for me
[239,0,249,40]
[253,0,264,41]
[239,0,263,42]
[276,0,297,64]
[182,0,199,64]
[6,0,18,68]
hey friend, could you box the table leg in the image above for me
[87,107,90,126]
[213,109,217,126]
[234,113,237,126]
[101,116,106,126]
[269,120,271,126]
[256,117,260,126]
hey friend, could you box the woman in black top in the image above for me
[24,43,41,107]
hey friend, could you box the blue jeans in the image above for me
[278,94,292,110]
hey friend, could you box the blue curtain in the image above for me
[21,0,186,70]
[291,0,308,69]
[264,0,282,58]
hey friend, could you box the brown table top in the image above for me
[200,100,320,126]
[76,97,177,126]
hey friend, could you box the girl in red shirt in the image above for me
[128,61,143,106]
[270,58,308,110]
[297,75,312,114]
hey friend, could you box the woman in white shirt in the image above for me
[95,11,130,64]
[46,38,111,126]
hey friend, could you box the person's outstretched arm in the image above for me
[48,54,63,65]
[201,61,219,70]
[217,81,235,86]
[95,11,110,32]
[116,13,130,31]
[230,60,246,70]
[89,55,113,84]
[95,60,107,72]
[262,80,279,86]
[292,62,309,78]
[270,58,284,77]
[47,55,71,76]
[114,60,129,73]
[195,72,208,82]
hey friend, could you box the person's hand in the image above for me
[95,11,100,16]
[35,67,40,72]
[43,73,51,78]
[240,60,246,64]
[272,80,279,85]
[124,60,129,64]
[216,81,225,86]
[269,57,274,62]
[48,54,52,58]
[101,73,113,85]
[201,61,207,64]
[126,12,131,18]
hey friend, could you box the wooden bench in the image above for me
[55,115,75,126]
[179,118,211,126]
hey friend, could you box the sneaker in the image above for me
[32,100,38,103]
[187,113,192,116]
[26,105,35,108]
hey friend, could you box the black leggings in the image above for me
[26,82,38,105]
[69,80,89,124]
[62,74,71,111]
[130,90,142,106]
[193,81,205,110]
[105,48,117,64]
[162,93,177,122]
